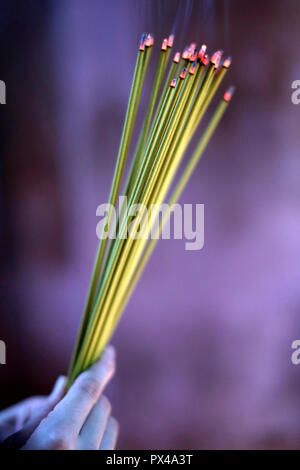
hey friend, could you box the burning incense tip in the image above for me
[170,78,177,88]
[198,44,207,59]
[211,50,222,68]
[190,49,198,62]
[224,86,236,102]
[167,34,175,48]
[161,38,168,51]
[179,67,187,79]
[182,47,190,60]
[145,34,154,47]
[189,61,197,75]
[223,57,232,69]
[139,33,147,51]
[173,52,181,63]
[202,54,209,66]
[189,42,196,52]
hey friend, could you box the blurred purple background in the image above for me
[1,0,300,449]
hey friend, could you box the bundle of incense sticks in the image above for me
[67,33,234,386]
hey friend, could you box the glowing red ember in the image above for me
[173,52,181,63]
[224,86,235,102]
[222,57,232,69]
[167,34,175,48]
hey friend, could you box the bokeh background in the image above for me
[1,0,300,449]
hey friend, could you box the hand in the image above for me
[0,346,119,450]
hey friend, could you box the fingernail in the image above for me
[104,345,116,361]
[49,375,66,399]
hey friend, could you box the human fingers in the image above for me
[76,395,111,450]
[21,347,115,449]
[43,346,115,439]
[1,376,66,449]
[99,417,119,450]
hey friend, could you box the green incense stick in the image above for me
[105,90,234,339]
[67,36,152,386]
[67,34,234,386]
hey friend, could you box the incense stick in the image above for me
[67,33,234,387]
[106,86,235,335]
[67,34,152,377]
